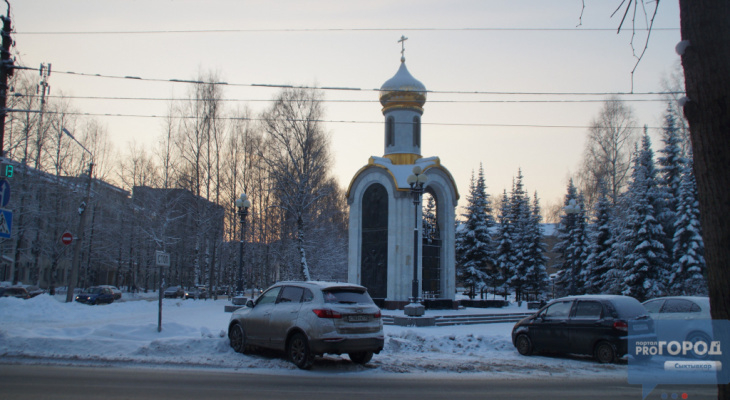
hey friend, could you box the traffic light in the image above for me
[1,162,12,178]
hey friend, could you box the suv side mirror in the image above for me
[246,299,254,308]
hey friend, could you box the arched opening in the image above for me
[412,116,421,148]
[386,117,395,147]
[360,184,388,301]
[421,189,441,298]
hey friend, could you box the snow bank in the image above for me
[0,295,625,377]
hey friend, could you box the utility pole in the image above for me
[34,63,50,166]
[65,161,94,303]
[0,1,14,157]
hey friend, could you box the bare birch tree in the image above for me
[260,87,333,281]
[576,97,639,207]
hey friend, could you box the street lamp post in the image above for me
[405,165,428,317]
[62,128,94,303]
[235,193,251,296]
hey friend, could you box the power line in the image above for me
[14,27,680,35]
[18,94,673,105]
[13,65,682,97]
[4,108,666,131]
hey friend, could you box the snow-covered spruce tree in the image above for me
[656,107,686,258]
[455,165,495,299]
[669,157,707,295]
[495,189,515,300]
[554,180,589,296]
[584,182,618,294]
[523,192,548,300]
[619,136,669,301]
[423,193,438,243]
[507,169,532,302]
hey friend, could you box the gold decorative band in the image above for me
[384,153,422,165]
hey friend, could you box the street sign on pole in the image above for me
[61,231,73,246]
[0,208,12,239]
[155,251,170,267]
[0,179,10,207]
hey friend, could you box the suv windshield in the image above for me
[323,288,374,305]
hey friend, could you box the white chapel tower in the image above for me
[347,38,459,309]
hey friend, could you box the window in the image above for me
[278,286,304,304]
[323,288,375,305]
[542,301,573,319]
[386,117,395,147]
[662,299,698,313]
[573,301,603,319]
[643,299,664,313]
[256,286,281,306]
[302,289,314,303]
[412,116,420,147]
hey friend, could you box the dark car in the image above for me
[228,281,384,369]
[184,287,209,300]
[98,285,122,300]
[164,286,184,299]
[75,286,115,305]
[20,285,45,298]
[1,286,31,299]
[511,295,653,363]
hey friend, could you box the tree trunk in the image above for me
[678,1,730,398]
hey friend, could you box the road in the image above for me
[0,364,717,400]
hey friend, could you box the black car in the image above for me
[75,286,115,305]
[164,286,184,299]
[511,295,653,363]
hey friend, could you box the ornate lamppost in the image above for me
[405,165,428,317]
[235,193,251,296]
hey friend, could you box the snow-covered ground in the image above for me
[0,293,625,378]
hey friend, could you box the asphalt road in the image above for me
[0,364,718,400]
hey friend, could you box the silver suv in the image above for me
[228,281,384,369]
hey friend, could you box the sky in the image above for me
[8,0,683,214]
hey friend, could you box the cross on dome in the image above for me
[398,35,408,62]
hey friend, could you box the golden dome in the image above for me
[379,61,427,113]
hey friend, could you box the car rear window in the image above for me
[610,297,648,319]
[322,288,374,305]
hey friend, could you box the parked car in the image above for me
[511,295,654,363]
[184,287,209,300]
[20,285,45,298]
[75,286,115,305]
[642,296,712,359]
[228,281,384,369]
[99,285,122,300]
[164,286,184,299]
[0,286,31,299]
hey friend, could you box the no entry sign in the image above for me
[61,231,73,245]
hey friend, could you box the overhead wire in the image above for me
[14,27,680,35]
[12,65,681,98]
[4,108,666,131]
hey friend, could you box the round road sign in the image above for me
[61,232,73,245]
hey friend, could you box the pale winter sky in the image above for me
[10,0,683,214]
